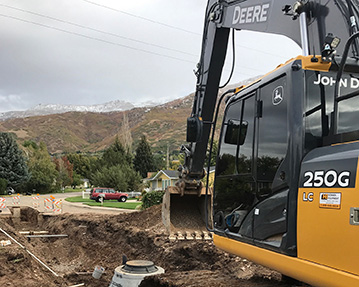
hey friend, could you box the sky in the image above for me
[0,0,301,113]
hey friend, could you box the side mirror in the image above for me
[224,119,248,145]
[187,116,203,142]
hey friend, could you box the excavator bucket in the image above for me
[162,186,212,240]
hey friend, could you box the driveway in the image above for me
[1,192,137,215]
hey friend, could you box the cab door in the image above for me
[252,76,289,245]
[214,92,256,238]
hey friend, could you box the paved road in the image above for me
[1,192,137,215]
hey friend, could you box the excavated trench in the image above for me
[0,206,309,287]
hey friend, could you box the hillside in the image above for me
[0,76,259,155]
[0,95,193,154]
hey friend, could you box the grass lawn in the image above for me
[65,196,141,210]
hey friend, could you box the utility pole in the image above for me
[166,144,169,170]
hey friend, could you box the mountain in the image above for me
[0,100,163,121]
[0,78,258,154]
[0,96,193,154]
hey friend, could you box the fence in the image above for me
[44,197,62,213]
[32,195,40,208]
[0,198,6,209]
[12,195,20,205]
[53,200,62,213]
[44,198,54,212]
[82,189,91,199]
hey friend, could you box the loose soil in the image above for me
[0,206,309,287]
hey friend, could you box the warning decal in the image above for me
[319,193,341,209]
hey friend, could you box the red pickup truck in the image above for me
[90,188,128,202]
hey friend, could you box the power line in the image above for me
[0,3,197,57]
[80,1,292,60]
[0,12,261,78]
[0,13,196,64]
[0,6,266,77]
[81,0,201,36]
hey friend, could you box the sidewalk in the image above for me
[1,192,138,215]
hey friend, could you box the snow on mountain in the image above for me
[0,100,164,121]
[30,100,135,113]
[0,78,260,121]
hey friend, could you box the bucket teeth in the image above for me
[194,231,202,240]
[185,231,194,240]
[168,231,213,240]
[177,231,185,240]
[202,231,212,240]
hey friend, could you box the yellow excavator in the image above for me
[162,0,359,286]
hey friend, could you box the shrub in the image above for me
[141,190,164,209]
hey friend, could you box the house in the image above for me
[148,170,179,191]
[82,179,90,188]
[146,167,216,191]
[202,166,216,187]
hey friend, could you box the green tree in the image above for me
[0,132,29,187]
[67,153,98,179]
[134,135,156,178]
[71,171,82,188]
[25,142,58,194]
[92,165,128,191]
[90,139,141,192]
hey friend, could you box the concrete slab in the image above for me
[12,206,21,218]
[0,207,12,216]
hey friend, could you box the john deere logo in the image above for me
[272,86,283,105]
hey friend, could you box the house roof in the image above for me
[150,170,179,180]
[202,166,216,174]
[148,167,215,181]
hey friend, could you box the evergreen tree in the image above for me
[134,135,156,178]
[0,132,29,186]
[101,137,132,167]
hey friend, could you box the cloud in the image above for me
[0,93,29,112]
[0,0,300,113]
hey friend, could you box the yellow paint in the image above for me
[297,159,359,276]
[298,55,332,71]
[234,55,331,94]
[158,173,170,180]
[214,234,359,287]
[332,140,359,146]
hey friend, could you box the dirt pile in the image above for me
[0,206,308,287]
